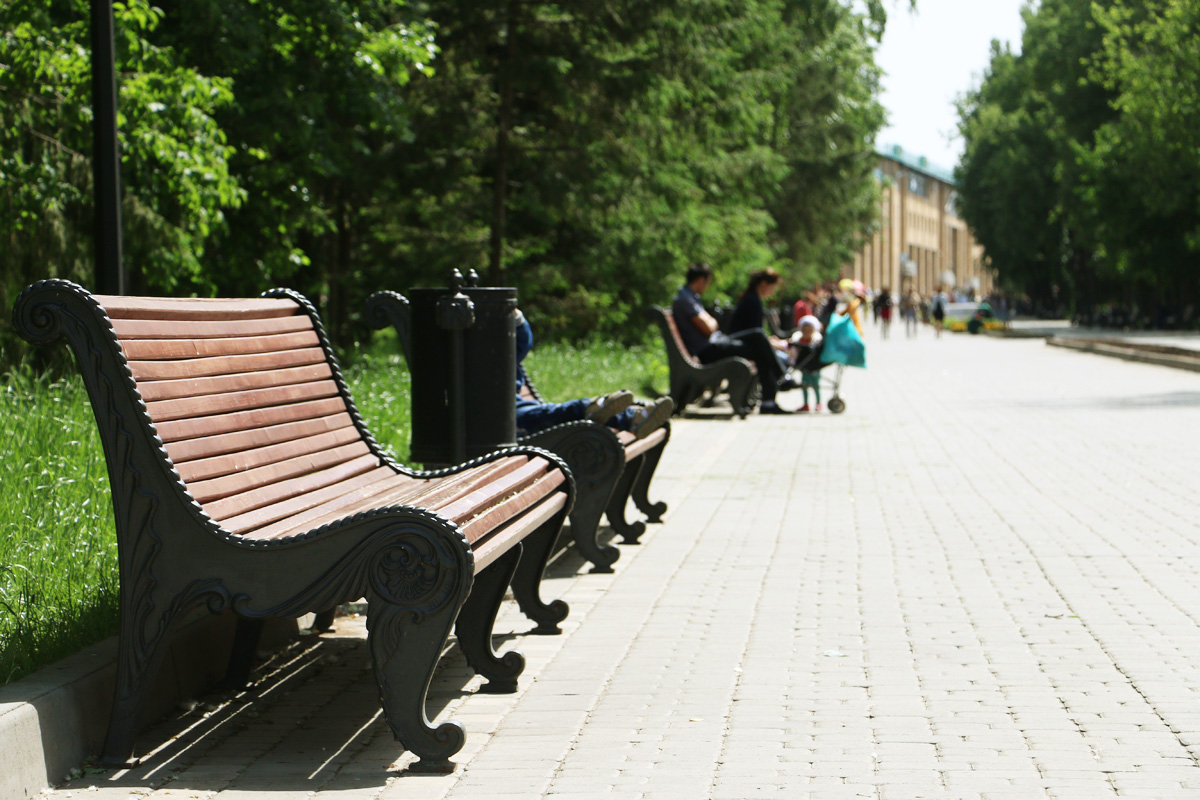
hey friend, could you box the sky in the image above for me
[873,0,1029,173]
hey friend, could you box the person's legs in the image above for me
[516,396,588,435]
[585,391,634,424]
[801,371,821,411]
[609,397,674,439]
[713,330,786,399]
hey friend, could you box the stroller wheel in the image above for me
[827,397,846,414]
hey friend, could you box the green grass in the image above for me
[0,334,667,686]
[0,370,120,685]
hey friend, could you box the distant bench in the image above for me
[366,290,670,573]
[647,306,759,417]
[13,280,575,771]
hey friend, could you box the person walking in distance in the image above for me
[902,289,920,338]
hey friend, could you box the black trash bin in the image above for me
[408,272,517,466]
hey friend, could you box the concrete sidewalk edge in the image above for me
[0,612,304,799]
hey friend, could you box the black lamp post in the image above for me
[90,0,125,295]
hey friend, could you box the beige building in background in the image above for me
[846,145,992,299]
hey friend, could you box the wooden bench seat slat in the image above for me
[245,459,524,541]
[95,295,298,320]
[217,462,395,535]
[460,467,565,544]
[437,458,554,528]
[154,397,348,443]
[128,348,328,382]
[171,422,360,481]
[110,316,314,340]
[121,331,320,361]
[188,441,372,504]
[620,426,668,462]
[144,379,340,423]
[472,490,568,572]
[137,363,334,403]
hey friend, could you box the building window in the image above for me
[908,173,929,197]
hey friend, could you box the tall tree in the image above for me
[0,0,241,354]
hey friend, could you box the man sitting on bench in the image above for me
[671,262,791,414]
[514,308,674,437]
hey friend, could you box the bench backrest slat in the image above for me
[153,397,348,443]
[172,422,361,482]
[136,363,334,403]
[110,316,314,339]
[95,295,298,320]
[144,379,341,423]
[121,331,321,361]
[128,348,328,381]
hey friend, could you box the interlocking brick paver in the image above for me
[48,325,1200,799]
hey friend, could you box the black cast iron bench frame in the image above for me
[366,290,669,573]
[13,280,576,771]
[647,305,759,418]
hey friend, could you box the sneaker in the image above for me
[629,397,674,439]
[814,403,823,413]
[797,404,811,413]
[585,390,634,425]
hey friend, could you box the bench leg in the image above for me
[605,459,647,544]
[630,438,669,524]
[523,425,624,573]
[366,524,473,769]
[455,545,525,694]
[220,617,265,691]
[100,583,197,767]
[569,482,620,573]
[311,607,337,632]
[510,513,570,635]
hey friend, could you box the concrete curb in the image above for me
[0,612,303,799]
[1046,335,1200,373]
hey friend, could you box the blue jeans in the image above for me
[515,396,635,436]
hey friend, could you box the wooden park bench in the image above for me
[647,306,759,418]
[365,290,669,573]
[12,280,576,771]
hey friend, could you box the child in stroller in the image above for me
[790,315,824,412]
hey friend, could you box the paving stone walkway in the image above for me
[52,324,1200,799]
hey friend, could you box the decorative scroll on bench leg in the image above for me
[630,435,670,524]
[366,523,474,771]
[455,545,525,694]
[524,425,624,573]
[510,514,571,635]
[605,459,648,544]
[101,579,225,767]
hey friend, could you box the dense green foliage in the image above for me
[956,0,1200,323]
[2,0,889,363]
[0,334,664,685]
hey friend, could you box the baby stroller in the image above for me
[785,314,866,414]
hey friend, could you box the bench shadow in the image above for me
[69,539,611,795]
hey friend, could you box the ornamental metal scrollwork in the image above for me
[369,525,466,615]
